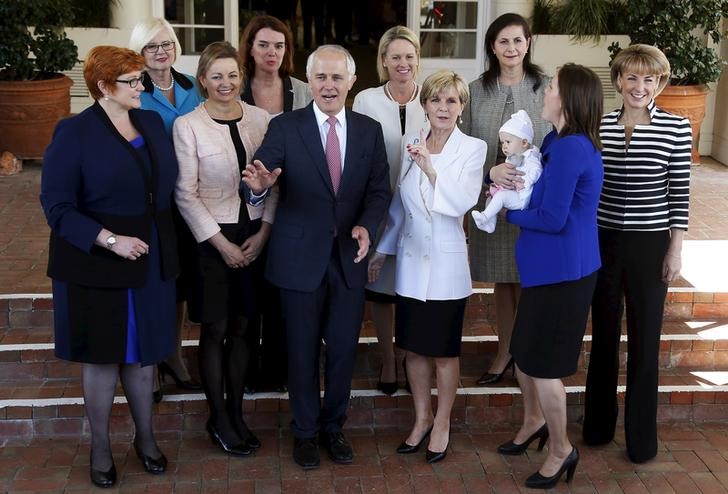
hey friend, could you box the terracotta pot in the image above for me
[655,84,709,164]
[0,75,73,160]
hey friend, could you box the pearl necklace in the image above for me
[152,78,175,92]
[384,81,418,106]
[496,73,526,104]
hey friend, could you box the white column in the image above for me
[111,0,153,30]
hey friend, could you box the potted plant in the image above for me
[0,0,78,160]
[608,0,728,162]
[532,0,629,42]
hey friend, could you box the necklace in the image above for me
[384,81,418,106]
[496,73,526,104]
[152,78,175,92]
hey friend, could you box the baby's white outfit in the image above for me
[471,146,542,233]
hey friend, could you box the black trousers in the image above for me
[583,228,670,463]
[279,248,365,438]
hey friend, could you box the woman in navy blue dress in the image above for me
[40,46,178,488]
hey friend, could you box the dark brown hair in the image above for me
[239,15,294,78]
[481,13,544,91]
[557,63,603,150]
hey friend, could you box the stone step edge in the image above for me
[2,384,727,409]
[0,285,715,301]
[0,329,718,353]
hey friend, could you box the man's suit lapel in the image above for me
[297,105,335,196]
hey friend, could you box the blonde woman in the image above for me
[354,26,426,395]
[174,41,274,456]
[371,70,486,463]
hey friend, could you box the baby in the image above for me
[471,110,542,233]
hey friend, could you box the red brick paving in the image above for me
[1,423,728,492]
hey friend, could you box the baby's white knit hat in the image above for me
[499,110,534,143]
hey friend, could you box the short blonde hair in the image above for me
[610,44,671,96]
[420,70,470,107]
[377,26,420,83]
[129,18,182,60]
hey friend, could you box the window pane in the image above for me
[420,1,477,30]
[420,31,476,58]
[165,0,224,25]
[174,27,225,54]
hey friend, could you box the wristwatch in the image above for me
[105,234,117,250]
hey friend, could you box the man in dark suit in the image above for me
[242,45,390,469]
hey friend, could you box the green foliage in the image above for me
[610,0,728,85]
[531,0,555,35]
[0,0,79,80]
[69,0,116,28]
[533,0,629,40]
[552,0,610,42]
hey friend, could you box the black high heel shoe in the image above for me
[376,364,398,395]
[525,447,579,489]
[425,432,449,464]
[234,421,262,449]
[396,425,433,454]
[497,422,549,455]
[159,361,202,391]
[89,452,116,488]
[206,420,252,456]
[133,440,167,474]
[476,357,515,385]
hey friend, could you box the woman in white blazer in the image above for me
[353,26,427,395]
[173,42,276,457]
[370,71,486,464]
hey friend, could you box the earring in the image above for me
[103,94,109,101]
[424,113,429,122]
[459,114,463,124]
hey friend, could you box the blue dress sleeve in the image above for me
[507,135,584,233]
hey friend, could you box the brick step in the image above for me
[2,319,727,383]
[3,317,726,344]
[2,289,728,333]
[2,348,726,400]
[2,366,727,439]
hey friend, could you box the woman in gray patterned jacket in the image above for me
[460,13,552,386]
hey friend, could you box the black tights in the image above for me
[83,363,160,471]
[199,316,252,443]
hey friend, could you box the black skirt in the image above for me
[510,272,598,378]
[395,295,467,358]
[187,206,256,324]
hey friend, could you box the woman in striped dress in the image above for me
[582,44,692,464]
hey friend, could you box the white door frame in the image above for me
[408,0,492,84]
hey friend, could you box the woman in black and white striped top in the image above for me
[582,44,692,464]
